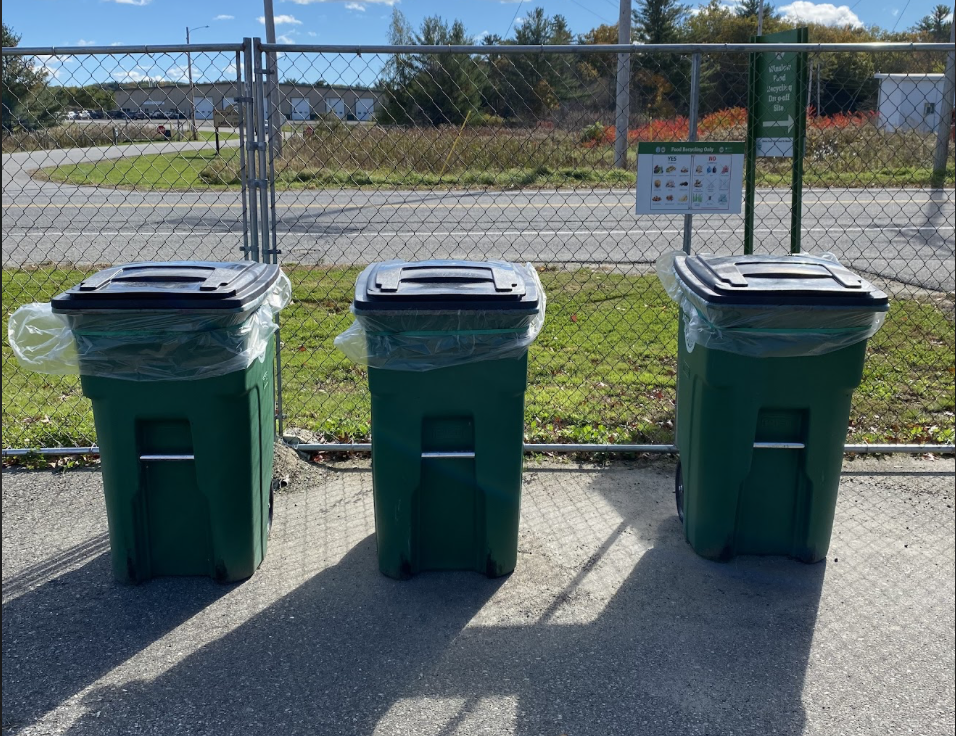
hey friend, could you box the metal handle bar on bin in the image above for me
[139,454,196,461]
[752,442,805,449]
[421,451,476,459]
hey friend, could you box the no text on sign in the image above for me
[213,108,241,129]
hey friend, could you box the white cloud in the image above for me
[276,34,298,44]
[110,42,124,46]
[165,65,189,82]
[258,14,303,25]
[76,39,97,46]
[307,31,318,36]
[779,2,863,28]
[284,0,398,6]
[112,70,166,82]
[345,2,366,10]
[214,14,235,21]
[106,0,152,6]
[36,55,73,79]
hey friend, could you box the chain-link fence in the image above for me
[2,41,954,452]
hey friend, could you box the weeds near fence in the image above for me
[0,122,191,152]
[37,108,954,190]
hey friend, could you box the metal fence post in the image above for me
[236,46,251,261]
[242,38,261,263]
[682,52,702,255]
[614,0,631,169]
[253,39,271,265]
[251,39,284,438]
[932,21,956,187]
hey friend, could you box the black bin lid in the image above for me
[673,254,889,309]
[51,261,281,312]
[354,260,541,311]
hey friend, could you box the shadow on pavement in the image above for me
[64,536,503,735]
[58,467,825,736]
[1,550,229,733]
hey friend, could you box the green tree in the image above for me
[735,0,775,19]
[2,22,61,131]
[378,11,481,125]
[576,23,621,111]
[632,0,688,43]
[631,0,690,118]
[486,7,576,120]
[53,85,116,112]
[912,4,953,41]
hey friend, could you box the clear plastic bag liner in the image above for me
[656,251,886,358]
[8,271,291,380]
[335,266,546,371]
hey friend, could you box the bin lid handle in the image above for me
[375,264,522,293]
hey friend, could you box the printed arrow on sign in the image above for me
[762,114,794,132]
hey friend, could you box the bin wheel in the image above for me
[675,461,684,523]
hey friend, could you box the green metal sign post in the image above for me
[744,27,809,255]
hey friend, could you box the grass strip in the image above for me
[3,266,953,450]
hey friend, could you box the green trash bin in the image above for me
[336,260,546,580]
[26,261,289,584]
[659,253,888,563]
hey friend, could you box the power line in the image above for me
[892,0,913,32]
[568,0,615,24]
[504,1,525,39]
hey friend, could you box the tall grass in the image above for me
[197,109,952,189]
[1,122,183,153]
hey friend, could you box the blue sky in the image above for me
[2,1,949,89]
[2,0,950,50]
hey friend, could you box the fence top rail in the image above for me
[2,43,244,56]
[3,40,948,57]
[259,41,953,55]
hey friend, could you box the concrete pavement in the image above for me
[3,454,954,735]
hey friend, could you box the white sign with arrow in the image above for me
[762,114,794,131]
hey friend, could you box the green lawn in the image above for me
[36,148,244,190]
[3,266,953,450]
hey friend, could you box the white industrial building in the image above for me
[114,82,381,122]
[874,73,949,133]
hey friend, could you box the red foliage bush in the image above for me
[580,107,880,148]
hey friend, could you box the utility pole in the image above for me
[757,0,764,35]
[614,0,631,169]
[263,0,282,157]
[931,11,955,187]
[186,25,208,141]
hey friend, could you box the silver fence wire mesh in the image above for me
[1,42,954,451]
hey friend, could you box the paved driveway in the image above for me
[2,455,954,735]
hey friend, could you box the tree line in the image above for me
[378,1,954,126]
[3,4,953,132]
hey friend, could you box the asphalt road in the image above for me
[3,454,954,735]
[3,144,954,291]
